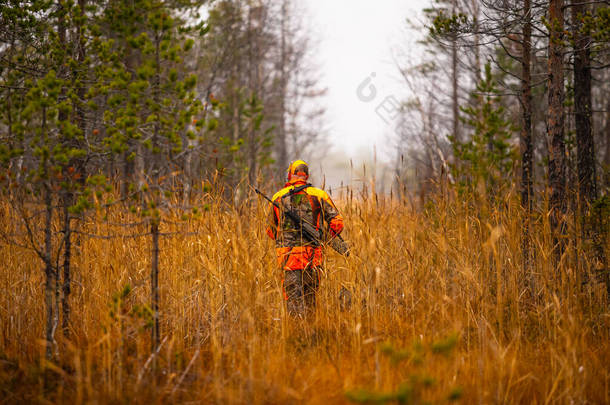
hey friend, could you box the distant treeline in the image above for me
[393,0,608,285]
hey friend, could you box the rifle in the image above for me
[255,187,350,257]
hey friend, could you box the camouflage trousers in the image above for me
[283,267,320,317]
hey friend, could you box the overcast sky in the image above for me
[302,0,426,190]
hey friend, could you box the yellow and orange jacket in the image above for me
[266,179,344,270]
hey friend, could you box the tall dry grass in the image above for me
[0,188,608,404]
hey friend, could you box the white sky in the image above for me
[302,0,426,191]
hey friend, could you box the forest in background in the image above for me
[393,0,609,278]
[0,0,608,403]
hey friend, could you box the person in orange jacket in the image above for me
[266,159,344,316]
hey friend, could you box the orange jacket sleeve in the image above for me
[319,193,344,237]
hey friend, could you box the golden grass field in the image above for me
[0,188,608,404]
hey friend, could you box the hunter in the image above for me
[266,160,345,316]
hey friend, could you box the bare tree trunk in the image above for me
[153,31,161,182]
[247,4,262,186]
[183,137,195,204]
[595,100,610,297]
[451,0,460,145]
[248,122,258,186]
[277,0,288,175]
[44,184,57,360]
[231,102,240,195]
[151,220,160,352]
[56,1,72,340]
[6,23,15,166]
[124,33,144,196]
[571,0,606,286]
[471,0,481,83]
[547,0,567,260]
[150,31,162,355]
[60,0,87,339]
[61,204,71,337]
[606,100,610,189]
[121,151,133,198]
[573,0,597,210]
[521,0,534,276]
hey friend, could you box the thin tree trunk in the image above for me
[451,0,460,145]
[75,0,87,178]
[56,0,69,322]
[150,30,162,354]
[59,0,87,339]
[595,100,610,297]
[231,102,240,197]
[248,107,258,186]
[605,99,610,189]
[44,184,57,360]
[125,27,144,196]
[121,151,133,199]
[277,0,288,175]
[547,0,567,260]
[183,137,194,204]
[472,0,481,83]
[246,5,261,186]
[572,0,596,211]
[153,31,161,181]
[521,0,534,275]
[571,0,605,286]
[62,203,71,337]
[6,22,15,162]
[151,220,160,352]
[39,101,57,361]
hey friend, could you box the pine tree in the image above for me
[0,0,107,359]
[94,0,205,352]
[451,63,517,198]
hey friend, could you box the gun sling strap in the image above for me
[281,184,311,199]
